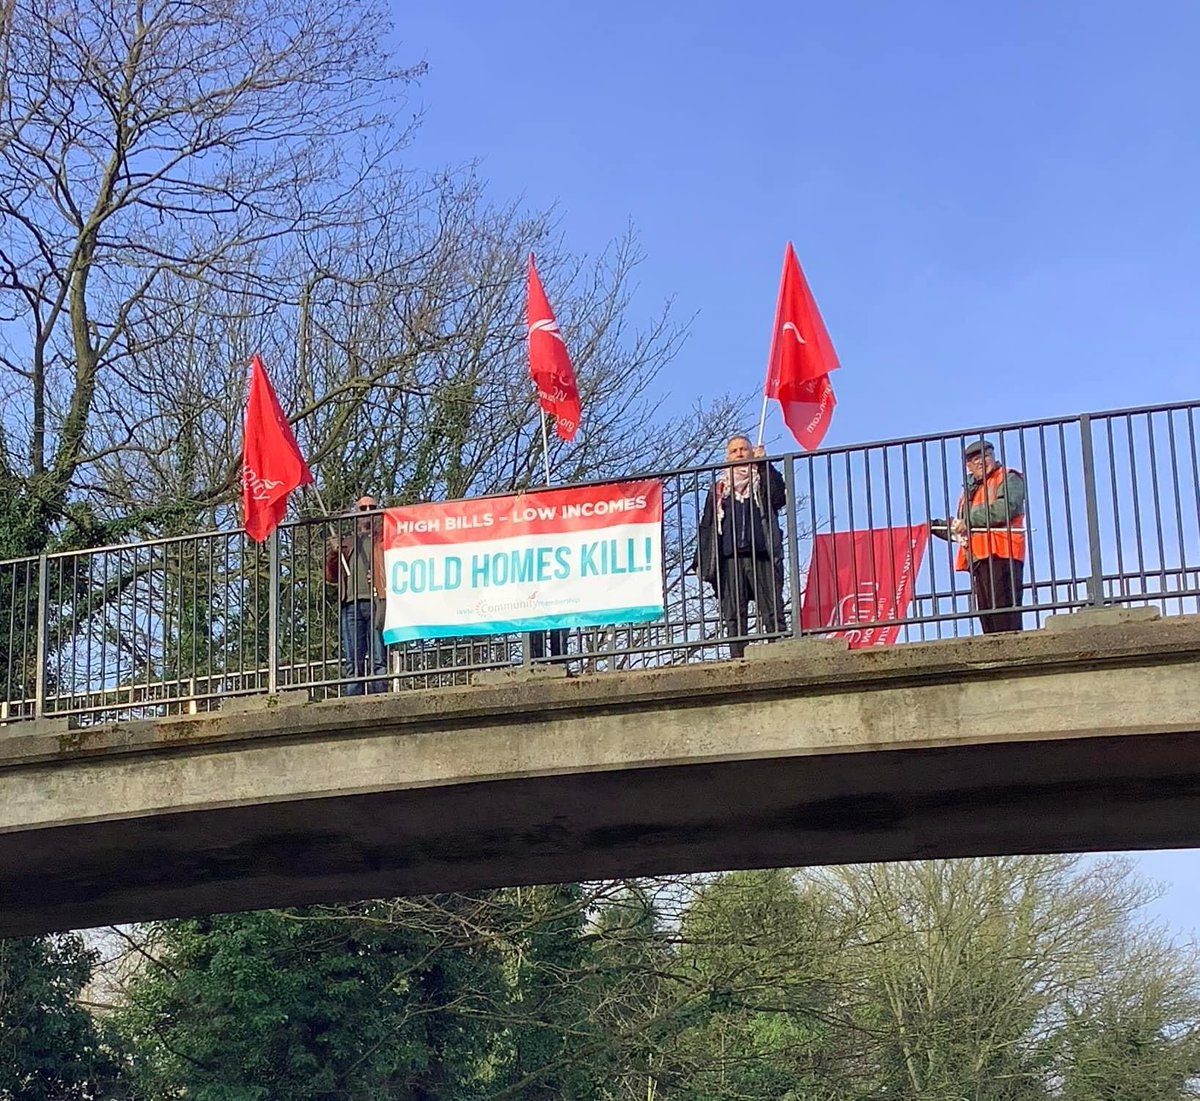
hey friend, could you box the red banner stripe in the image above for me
[384,480,663,549]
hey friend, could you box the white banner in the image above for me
[381,480,663,642]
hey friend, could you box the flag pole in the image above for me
[308,483,331,516]
[756,390,770,448]
[305,484,351,578]
[540,410,553,487]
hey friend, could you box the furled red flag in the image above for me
[527,253,582,441]
[765,242,840,450]
[242,354,313,542]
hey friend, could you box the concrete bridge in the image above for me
[1,606,1198,937]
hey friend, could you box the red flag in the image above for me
[799,526,929,648]
[527,254,582,441]
[765,242,840,450]
[242,354,313,542]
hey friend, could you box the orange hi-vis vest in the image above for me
[955,466,1026,571]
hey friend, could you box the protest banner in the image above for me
[799,525,929,648]
[380,480,663,643]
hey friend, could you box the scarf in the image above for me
[713,463,761,535]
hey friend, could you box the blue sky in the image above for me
[391,2,1199,934]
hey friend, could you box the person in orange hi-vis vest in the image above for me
[950,440,1027,634]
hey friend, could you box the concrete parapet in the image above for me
[2,613,1199,936]
[745,637,850,660]
[219,690,310,714]
[471,665,568,687]
[1044,605,1162,632]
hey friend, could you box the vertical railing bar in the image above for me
[1126,413,1147,589]
[803,453,818,640]
[842,450,857,641]
[898,442,913,643]
[1035,425,1056,617]
[207,537,216,696]
[1145,412,1168,603]
[64,554,75,710]
[920,439,937,642]
[1104,416,1125,600]
[1166,412,1187,614]
[876,445,894,640]
[1185,408,1200,618]
[5,564,17,707]
[1118,412,1147,590]
[1187,408,1200,546]
[942,437,963,637]
[672,476,687,657]
[33,553,48,719]
[268,529,280,694]
[1079,413,1107,607]
[98,550,109,716]
[1015,428,1037,624]
[143,547,153,712]
[191,537,201,704]
[820,453,837,642]
[1055,423,1078,604]
[865,446,882,639]
[784,456,802,640]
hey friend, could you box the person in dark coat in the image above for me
[694,435,788,658]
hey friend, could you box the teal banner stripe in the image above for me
[383,605,663,645]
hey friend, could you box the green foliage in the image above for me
[667,870,848,1101]
[117,905,505,1101]
[32,863,1200,1101]
[1056,946,1200,1100]
[494,884,607,1101]
[0,934,125,1100]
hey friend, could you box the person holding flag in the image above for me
[693,434,788,659]
[324,496,389,694]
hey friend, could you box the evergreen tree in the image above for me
[496,884,607,1101]
[118,904,505,1101]
[0,933,125,1100]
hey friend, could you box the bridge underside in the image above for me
[2,609,1198,936]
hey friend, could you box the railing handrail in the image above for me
[1,398,1194,568]
[2,397,1198,726]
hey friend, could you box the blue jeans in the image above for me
[339,599,387,695]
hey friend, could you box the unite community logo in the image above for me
[529,317,565,342]
[243,467,284,502]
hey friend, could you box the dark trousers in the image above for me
[339,599,387,694]
[971,557,1025,634]
[529,628,567,661]
[717,554,786,658]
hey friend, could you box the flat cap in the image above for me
[963,439,995,459]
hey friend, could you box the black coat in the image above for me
[693,462,787,589]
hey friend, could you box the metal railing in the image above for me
[1,400,1197,726]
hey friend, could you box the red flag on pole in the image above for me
[765,242,840,450]
[527,253,582,442]
[242,353,314,543]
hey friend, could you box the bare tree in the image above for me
[82,181,745,532]
[0,0,421,545]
